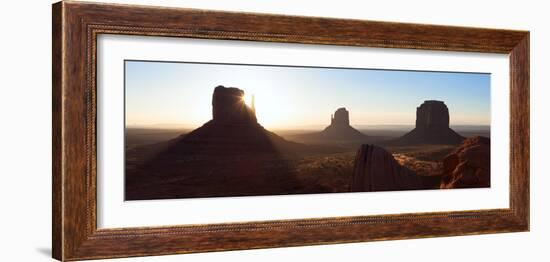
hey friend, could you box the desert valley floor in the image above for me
[125,125,490,200]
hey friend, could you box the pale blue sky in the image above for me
[125,60,490,129]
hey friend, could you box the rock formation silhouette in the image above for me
[331,107,350,126]
[312,107,368,141]
[391,100,464,145]
[161,85,309,154]
[440,136,490,189]
[349,144,439,192]
[125,85,340,200]
[212,85,256,124]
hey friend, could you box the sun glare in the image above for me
[242,93,251,106]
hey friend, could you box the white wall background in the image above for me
[0,0,546,261]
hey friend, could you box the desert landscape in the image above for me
[125,85,491,200]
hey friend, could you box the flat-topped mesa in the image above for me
[415,100,450,130]
[331,107,350,127]
[390,100,464,145]
[212,85,256,124]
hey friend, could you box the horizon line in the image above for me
[125,123,492,129]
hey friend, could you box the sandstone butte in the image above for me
[392,100,464,145]
[316,107,368,140]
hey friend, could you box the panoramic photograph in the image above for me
[124,60,491,200]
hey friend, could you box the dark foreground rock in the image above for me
[440,136,490,189]
[391,100,464,145]
[350,144,440,192]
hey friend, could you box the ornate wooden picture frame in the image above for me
[52,1,529,261]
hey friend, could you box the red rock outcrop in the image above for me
[350,144,439,192]
[392,100,464,145]
[440,136,490,189]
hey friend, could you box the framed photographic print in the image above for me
[52,1,529,261]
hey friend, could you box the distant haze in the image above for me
[125,61,490,129]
